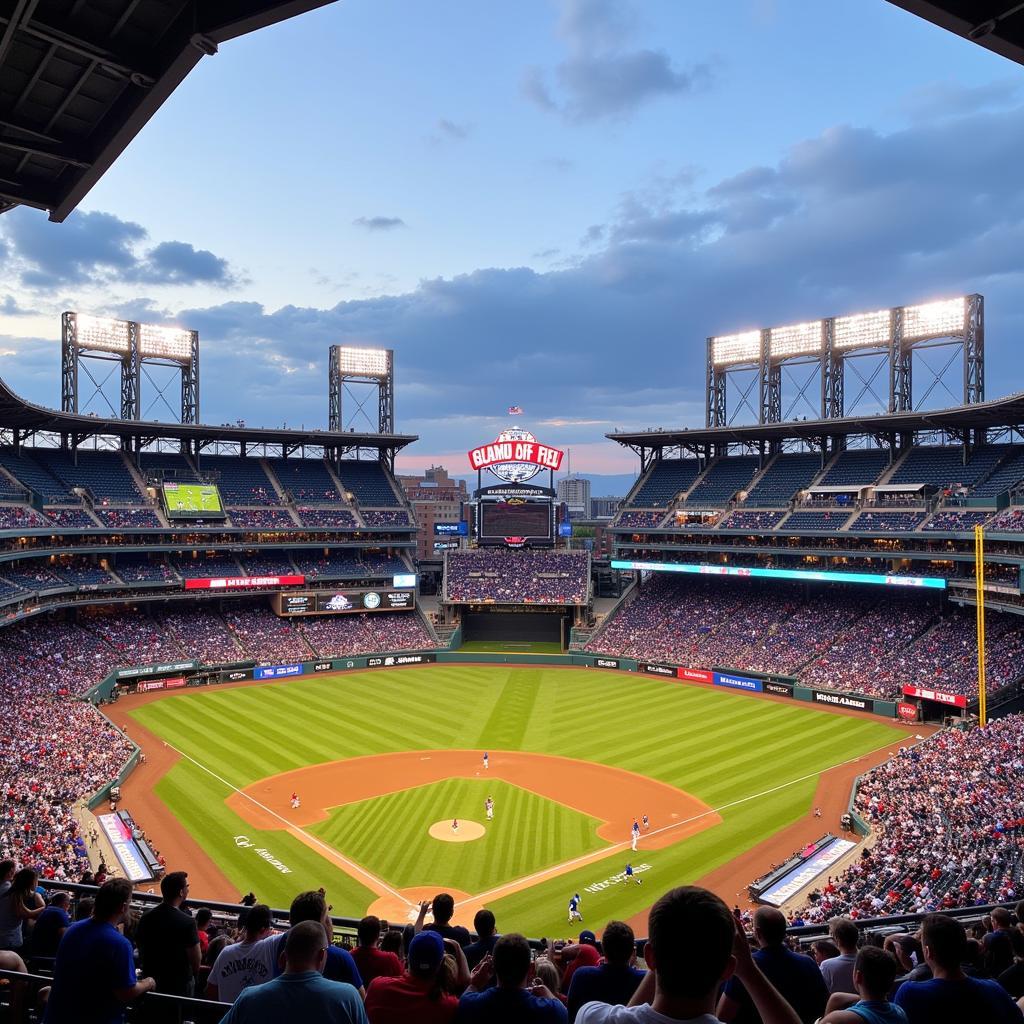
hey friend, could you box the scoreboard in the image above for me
[272,588,415,617]
[161,482,225,519]
[477,500,553,545]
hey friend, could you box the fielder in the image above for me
[624,862,642,885]
[631,819,640,852]
[483,751,489,770]
[485,796,494,820]
[642,814,650,831]
[451,818,459,833]
[290,792,301,809]
[568,892,583,923]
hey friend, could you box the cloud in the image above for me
[525,0,715,120]
[0,208,241,290]
[352,216,407,231]
[433,118,472,143]
[0,295,39,316]
[902,78,1021,122]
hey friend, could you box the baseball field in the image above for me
[117,664,917,936]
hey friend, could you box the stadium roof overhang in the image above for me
[886,2,1024,66]
[607,392,1024,454]
[0,374,417,453]
[0,0,339,221]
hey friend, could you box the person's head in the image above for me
[493,933,533,988]
[407,930,445,980]
[752,907,787,949]
[992,907,1012,930]
[160,871,189,904]
[48,892,71,911]
[829,917,859,954]
[579,929,597,947]
[75,896,95,921]
[10,868,37,897]
[195,907,213,931]
[812,938,840,964]
[357,915,382,947]
[245,904,272,940]
[284,920,328,974]
[645,887,736,1003]
[379,928,403,957]
[601,921,636,966]
[473,908,496,938]
[94,879,133,924]
[853,946,899,1000]
[922,913,967,972]
[533,956,560,992]
[0,860,15,883]
[431,893,455,924]
[290,890,329,929]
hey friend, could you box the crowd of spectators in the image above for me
[300,611,435,658]
[295,507,358,529]
[446,549,589,604]
[41,508,97,529]
[0,506,48,529]
[989,507,1024,533]
[91,507,163,530]
[291,553,408,580]
[159,610,244,664]
[718,510,788,531]
[226,507,297,530]
[84,610,185,666]
[360,509,411,527]
[222,605,313,663]
[614,510,667,529]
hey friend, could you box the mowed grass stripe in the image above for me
[130,666,903,920]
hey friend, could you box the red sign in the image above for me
[678,667,713,684]
[897,702,919,721]
[184,575,305,591]
[468,430,564,481]
[164,676,187,690]
[901,685,967,709]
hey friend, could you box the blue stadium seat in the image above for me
[684,456,759,506]
[818,449,890,486]
[889,445,1005,491]
[269,458,345,504]
[0,447,77,503]
[744,453,822,506]
[629,460,701,507]
[32,449,144,503]
[335,461,401,507]
[194,455,280,505]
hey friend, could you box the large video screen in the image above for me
[611,559,947,589]
[479,501,552,541]
[273,589,416,616]
[161,482,224,519]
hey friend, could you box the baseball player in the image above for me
[483,751,489,770]
[568,892,583,923]
[642,814,650,831]
[451,818,459,833]
[485,796,494,820]
[631,819,640,852]
[624,863,642,885]
[290,792,300,809]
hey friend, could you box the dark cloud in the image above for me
[525,0,715,120]
[436,118,471,141]
[0,208,240,290]
[0,295,39,316]
[352,216,407,231]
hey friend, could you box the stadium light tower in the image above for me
[705,294,984,428]
[61,312,200,424]
[328,345,394,434]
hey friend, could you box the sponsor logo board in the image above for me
[713,671,764,693]
[595,658,620,669]
[812,690,872,712]
[678,667,713,683]
[640,663,676,677]
[254,663,304,680]
[468,428,564,484]
[759,839,856,906]
[901,685,967,709]
[367,653,437,668]
[313,662,333,672]
[185,575,304,591]
[764,680,794,697]
[897,702,919,721]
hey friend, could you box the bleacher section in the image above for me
[172,555,243,579]
[194,455,280,505]
[32,449,143,503]
[138,452,200,482]
[923,509,993,532]
[888,444,1005,490]
[295,507,358,528]
[971,447,1024,497]
[615,509,667,529]
[0,447,77,502]
[683,455,758,506]
[743,453,821,506]
[848,511,928,532]
[446,549,589,604]
[228,507,297,529]
[719,509,788,530]
[43,507,97,528]
[269,457,344,503]
[92,507,162,529]
[818,448,890,486]
[113,555,179,583]
[361,509,410,527]
[0,505,48,529]
[335,460,401,506]
[291,552,407,579]
[628,460,700,508]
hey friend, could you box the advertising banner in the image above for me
[98,813,152,883]
[678,667,713,683]
[812,690,874,712]
[434,522,468,536]
[764,680,794,697]
[366,653,437,668]
[254,663,304,680]
[221,668,253,683]
[594,657,620,669]
[759,838,857,906]
[116,660,197,680]
[897,702,919,721]
[313,661,333,672]
[185,575,304,590]
[901,685,967,709]
[639,663,676,678]
[713,671,764,693]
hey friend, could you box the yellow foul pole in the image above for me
[975,523,987,726]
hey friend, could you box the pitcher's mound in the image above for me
[429,820,485,842]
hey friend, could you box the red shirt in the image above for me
[561,944,602,992]
[352,945,403,986]
[364,972,458,1024]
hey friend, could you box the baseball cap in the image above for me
[579,929,597,945]
[409,930,445,974]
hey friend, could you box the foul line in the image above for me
[164,742,415,908]
[467,733,917,904]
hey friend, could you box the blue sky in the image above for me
[2,0,1023,476]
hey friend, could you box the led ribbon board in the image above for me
[610,560,947,589]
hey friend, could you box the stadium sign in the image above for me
[594,658,620,669]
[678,667,713,683]
[901,684,967,709]
[639,663,676,677]
[764,680,794,697]
[812,690,874,712]
[897,702,919,721]
[759,838,857,906]
[367,653,437,667]
[254,663,304,680]
[185,574,304,590]
[116,660,197,680]
[313,661,333,672]
[468,428,564,484]
[714,671,763,693]
[434,521,468,536]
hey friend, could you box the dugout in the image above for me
[461,608,572,648]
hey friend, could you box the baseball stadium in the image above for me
[2,2,1024,1024]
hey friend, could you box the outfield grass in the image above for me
[458,640,564,654]
[309,778,603,892]
[130,666,902,935]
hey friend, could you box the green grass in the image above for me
[309,778,603,892]
[459,640,564,654]
[129,666,903,935]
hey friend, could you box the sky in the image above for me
[2,0,1023,480]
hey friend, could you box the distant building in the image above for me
[557,476,592,520]
[397,466,468,561]
[590,495,622,520]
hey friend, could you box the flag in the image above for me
[507,405,523,416]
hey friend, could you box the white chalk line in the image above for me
[165,742,414,908]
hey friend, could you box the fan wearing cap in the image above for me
[558,931,603,994]
[365,929,466,1024]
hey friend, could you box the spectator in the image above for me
[134,870,201,1011]
[820,919,860,996]
[998,930,1024,999]
[351,915,403,987]
[717,906,828,1024]
[558,931,604,993]
[456,932,566,1022]
[43,878,156,1024]
[364,929,460,1024]
[811,940,841,967]
[219,920,367,1024]
[893,914,1023,1023]
[30,891,72,959]
[206,903,274,1003]
[464,909,499,970]
[567,921,644,1022]
[424,894,472,947]
[0,860,14,897]
[195,907,214,956]
[819,946,907,1024]
[0,867,44,952]
[575,886,800,1024]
